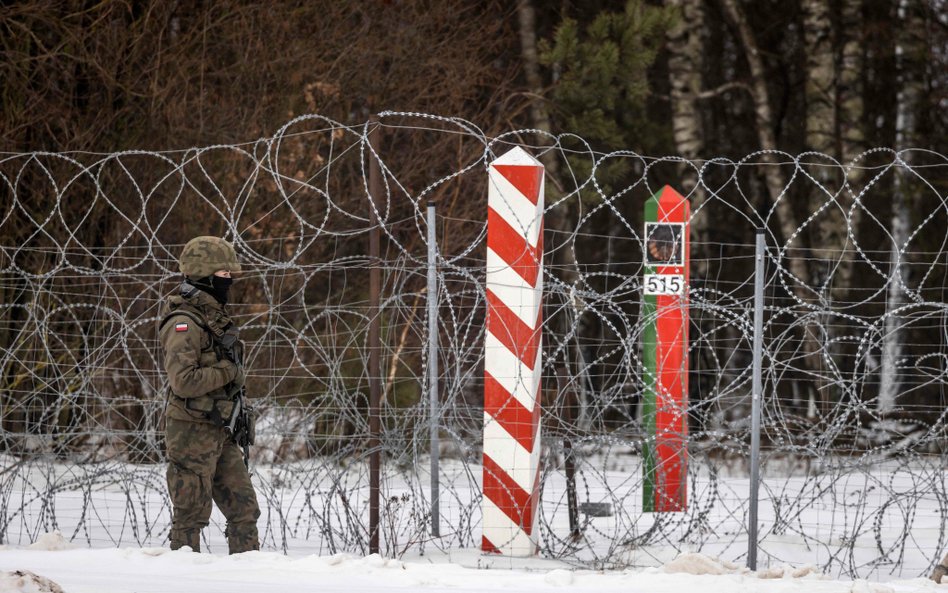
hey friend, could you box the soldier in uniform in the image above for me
[159,236,260,554]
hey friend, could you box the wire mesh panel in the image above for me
[0,113,946,579]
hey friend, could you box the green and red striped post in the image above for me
[641,186,690,513]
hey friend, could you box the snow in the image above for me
[0,538,938,593]
[662,551,742,575]
[2,455,945,591]
[27,533,76,552]
[0,570,65,593]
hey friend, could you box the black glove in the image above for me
[231,364,247,388]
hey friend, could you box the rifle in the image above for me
[217,327,255,468]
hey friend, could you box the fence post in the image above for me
[427,200,440,538]
[556,367,580,540]
[367,117,382,555]
[747,229,766,570]
[482,146,544,556]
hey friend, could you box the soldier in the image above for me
[158,236,260,554]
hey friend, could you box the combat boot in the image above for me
[226,523,259,554]
[170,527,201,553]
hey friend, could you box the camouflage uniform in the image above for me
[160,236,260,554]
[932,553,948,583]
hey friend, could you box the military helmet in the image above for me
[178,236,242,278]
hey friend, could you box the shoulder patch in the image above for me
[174,322,189,332]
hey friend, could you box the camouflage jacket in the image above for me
[159,286,238,424]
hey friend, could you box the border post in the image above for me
[481,147,544,556]
[642,186,690,513]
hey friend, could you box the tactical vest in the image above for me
[158,285,236,424]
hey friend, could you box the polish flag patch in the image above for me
[174,323,189,332]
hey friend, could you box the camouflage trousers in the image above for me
[166,417,260,554]
[932,552,948,582]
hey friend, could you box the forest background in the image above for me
[1,0,947,452]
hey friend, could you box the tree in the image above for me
[665,0,707,245]
[719,0,807,287]
[879,0,927,412]
[539,0,676,184]
[834,0,866,313]
[720,0,833,417]
[0,0,527,451]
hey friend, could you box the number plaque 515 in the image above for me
[643,274,685,296]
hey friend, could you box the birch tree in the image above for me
[838,0,866,170]
[665,0,708,264]
[720,0,829,416]
[719,0,806,287]
[879,0,926,412]
[803,0,843,269]
[803,0,836,158]
[802,0,846,412]
[516,0,590,424]
[835,0,866,299]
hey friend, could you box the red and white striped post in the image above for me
[482,147,544,556]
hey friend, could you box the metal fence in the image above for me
[0,113,946,579]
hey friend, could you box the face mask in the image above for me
[211,275,234,305]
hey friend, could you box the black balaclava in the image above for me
[188,275,233,305]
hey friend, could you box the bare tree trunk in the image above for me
[838,0,865,171]
[517,0,554,147]
[516,0,590,428]
[666,0,708,270]
[824,0,867,410]
[667,0,705,178]
[802,0,841,414]
[667,0,718,431]
[879,0,924,412]
[803,0,836,158]
[803,0,842,263]
[721,0,824,417]
[835,0,866,297]
[719,0,806,287]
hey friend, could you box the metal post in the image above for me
[556,367,580,540]
[367,117,382,555]
[747,229,766,570]
[426,200,440,538]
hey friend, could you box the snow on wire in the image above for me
[0,112,946,579]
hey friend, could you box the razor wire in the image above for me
[0,112,946,579]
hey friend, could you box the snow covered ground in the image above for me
[0,533,940,593]
[2,454,945,591]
